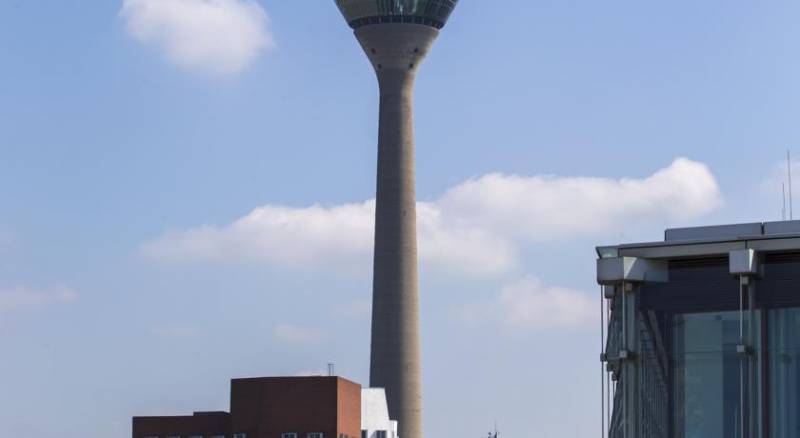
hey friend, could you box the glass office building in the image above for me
[597,222,800,438]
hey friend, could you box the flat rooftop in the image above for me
[597,220,800,260]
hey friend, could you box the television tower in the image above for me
[334,2,459,438]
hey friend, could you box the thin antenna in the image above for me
[327,362,335,377]
[789,150,794,220]
[783,183,787,221]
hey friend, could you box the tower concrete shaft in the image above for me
[355,23,439,438]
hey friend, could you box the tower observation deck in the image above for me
[337,0,457,29]
[334,2,458,438]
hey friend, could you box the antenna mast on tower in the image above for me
[783,183,787,221]
[789,151,794,220]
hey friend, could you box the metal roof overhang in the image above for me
[598,234,800,260]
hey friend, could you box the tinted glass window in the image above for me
[336,0,458,26]
[672,311,760,438]
[769,307,800,437]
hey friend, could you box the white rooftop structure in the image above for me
[362,388,399,438]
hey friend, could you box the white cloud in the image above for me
[0,287,77,314]
[438,157,721,241]
[143,158,722,276]
[120,0,274,76]
[455,276,597,332]
[273,324,326,344]
[497,276,596,330]
[417,202,518,275]
[144,201,376,270]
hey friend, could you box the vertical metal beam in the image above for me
[621,282,638,438]
[739,276,746,438]
[601,286,606,438]
[748,278,757,438]
[761,308,770,438]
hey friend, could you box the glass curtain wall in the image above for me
[639,317,669,438]
[673,311,761,438]
[768,308,800,438]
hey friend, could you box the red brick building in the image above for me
[133,376,361,438]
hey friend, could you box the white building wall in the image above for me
[361,388,399,438]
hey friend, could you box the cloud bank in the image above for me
[456,275,597,331]
[438,157,721,240]
[120,0,274,76]
[143,158,722,276]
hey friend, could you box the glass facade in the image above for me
[601,251,800,438]
[672,311,760,438]
[335,0,458,29]
[768,308,800,438]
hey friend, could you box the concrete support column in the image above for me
[355,24,439,438]
[371,65,422,438]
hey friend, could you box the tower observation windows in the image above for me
[335,0,458,29]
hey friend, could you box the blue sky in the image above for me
[2,1,800,437]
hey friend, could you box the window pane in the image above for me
[769,308,800,438]
[672,311,760,438]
